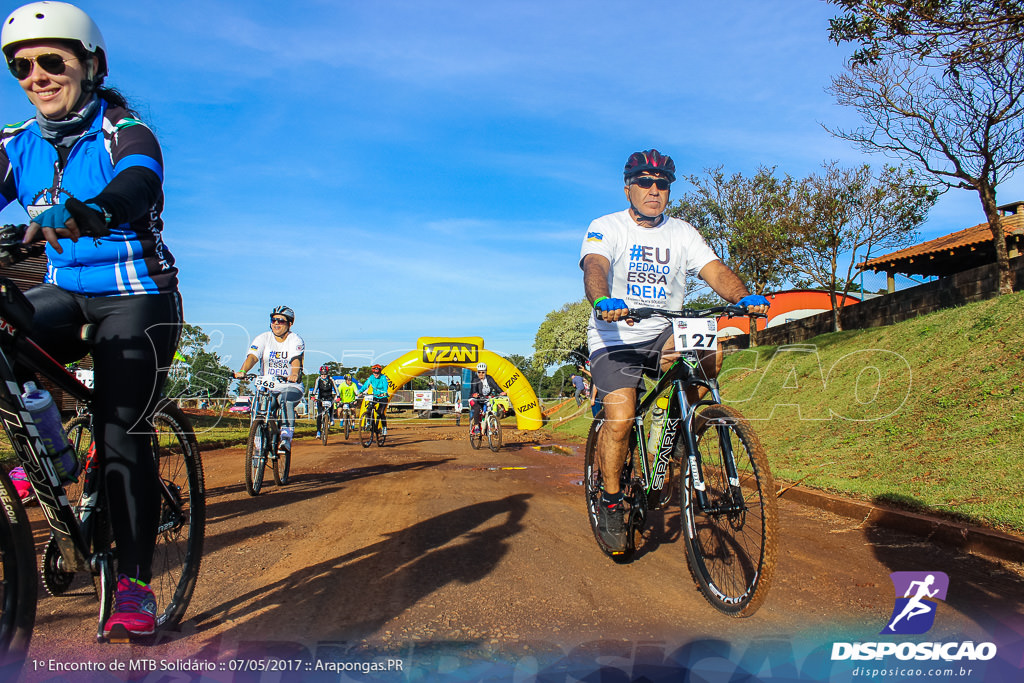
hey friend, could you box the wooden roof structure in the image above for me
[858,200,1024,277]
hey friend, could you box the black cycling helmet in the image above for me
[624,149,675,183]
[271,306,294,323]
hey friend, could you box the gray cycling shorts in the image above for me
[589,325,675,396]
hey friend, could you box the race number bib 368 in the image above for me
[673,318,718,351]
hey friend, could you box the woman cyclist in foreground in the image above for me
[0,1,183,640]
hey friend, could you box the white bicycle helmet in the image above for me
[2,2,107,79]
[476,362,487,371]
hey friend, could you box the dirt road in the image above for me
[17,421,1024,681]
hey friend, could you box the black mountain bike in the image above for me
[244,375,291,495]
[359,395,387,448]
[0,232,205,665]
[317,398,333,446]
[583,305,778,617]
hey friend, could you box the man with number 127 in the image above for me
[579,149,770,552]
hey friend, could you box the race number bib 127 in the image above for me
[673,318,718,351]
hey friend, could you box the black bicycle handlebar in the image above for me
[626,305,768,320]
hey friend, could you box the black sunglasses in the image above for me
[632,176,671,190]
[270,317,289,324]
[7,53,78,80]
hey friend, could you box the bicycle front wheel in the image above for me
[0,469,37,679]
[680,405,777,617]
[272,439,291,486]
[359,411,373,448]
[245,419,267,496]
[343,413,351,440]
[487,414,502,452]
[149,401,206,630]
[320,412,329,446]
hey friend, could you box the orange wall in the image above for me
[718,291,861,335]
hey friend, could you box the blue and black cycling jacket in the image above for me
[0,98,177,296]
[359,374,390,399]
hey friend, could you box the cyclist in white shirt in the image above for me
[580,149,769,552]
[233,306,304,452]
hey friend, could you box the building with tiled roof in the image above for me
[858,200,1024,292]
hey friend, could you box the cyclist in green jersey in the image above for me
[336,374,358,421]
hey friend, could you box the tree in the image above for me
[165,323,233,399]
[827,2,1024,295]
[670,165,796,343]
[828,0,1024,68]
[786,162,938,331]
[532,300,591,370]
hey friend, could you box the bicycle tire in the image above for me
[468,422,482,450]
[583,415,638,561]
[148,400,206,629]
[487,413,502,452]
[0,469,37,678]
[245,418,267,496]
[272,440,291,486]
[359,411,373,448]
[680,404,777,617]
[343,412,351,440]
[320,411,329,446]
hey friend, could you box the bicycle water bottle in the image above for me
[22,381,80,484]
[647,396,671,455]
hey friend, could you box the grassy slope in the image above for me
[539,292,1024,534]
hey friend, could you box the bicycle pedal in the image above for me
[104,625,132,644]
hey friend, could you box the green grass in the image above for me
[538,291,1024,535]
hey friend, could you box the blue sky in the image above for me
[2,0,1021,369]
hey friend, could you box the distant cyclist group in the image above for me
[0,0,779,656]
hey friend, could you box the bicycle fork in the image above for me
[677,385,746,516]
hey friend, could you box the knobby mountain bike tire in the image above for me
[343,413,351,440]
[680,404,777,617]
[320,411,329,446]
[245,418,268,496]
[0,469,37,679]
[487,413,502,452]
[468,423,482,450]
[149,400,206,630]
[359,411,374,448]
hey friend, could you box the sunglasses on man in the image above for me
[7,53,79,80]
[270,317,290,325]
[631,176,671,191]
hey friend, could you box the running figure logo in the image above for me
[881,571,949,635]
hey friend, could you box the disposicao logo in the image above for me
[882,571,949,635]
[831,570,998,663]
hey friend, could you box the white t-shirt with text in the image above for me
[579,209,719,353]
[249,331,305,381]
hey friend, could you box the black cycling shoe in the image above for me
[597,502,627,553]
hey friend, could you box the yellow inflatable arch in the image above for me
[375,336,542,430]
